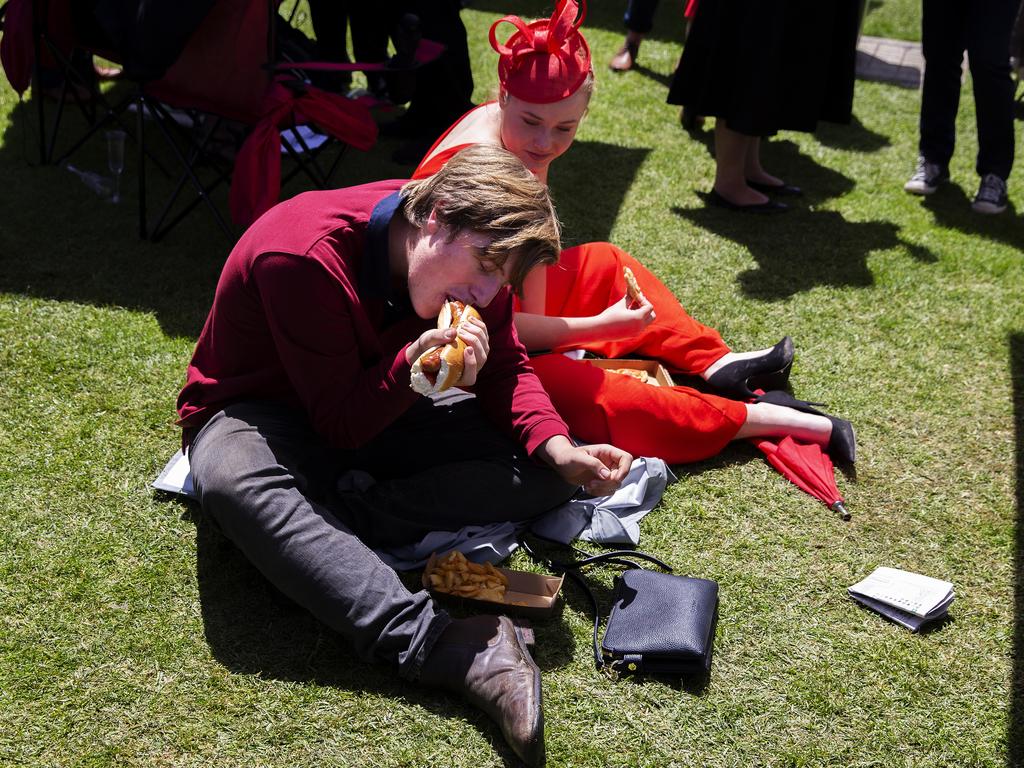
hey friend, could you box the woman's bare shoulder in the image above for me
[430,102,502,156]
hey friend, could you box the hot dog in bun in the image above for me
[410,300,483,395]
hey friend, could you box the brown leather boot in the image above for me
[420,615,545,766]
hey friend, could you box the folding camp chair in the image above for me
[0,0,135,166]
[2,0,442,241]
[135,0,444,241]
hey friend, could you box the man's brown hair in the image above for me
[401,144,562,295]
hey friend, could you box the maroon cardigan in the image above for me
[178,179,569,455]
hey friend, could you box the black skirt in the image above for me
[667,0,860,137]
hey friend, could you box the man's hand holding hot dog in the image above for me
[408,302,490,393]
[535,435,633,496]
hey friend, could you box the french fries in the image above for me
[426,550,510,603]
[606,367,649,383]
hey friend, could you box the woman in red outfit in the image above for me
[413,0,855,466]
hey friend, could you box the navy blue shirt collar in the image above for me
[363,190,412,324]
[363,190,402,298]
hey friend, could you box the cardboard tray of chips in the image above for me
[585,359,674,387]
[422,552,564,620]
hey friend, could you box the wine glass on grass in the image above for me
[105,129,126,204]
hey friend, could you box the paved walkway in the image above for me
[856,35,924,89]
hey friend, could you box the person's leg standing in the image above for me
[918,0,967,171]
[625,0,660,36]
[188,401,448,678]
[611,0,660,71]
[965,0,1016,212]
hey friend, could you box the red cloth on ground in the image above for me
[542,242,730,374]
[229,80,378,227]
[530,353,745,464]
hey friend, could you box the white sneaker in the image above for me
[904,156,949,195]
[971,173,1008,214]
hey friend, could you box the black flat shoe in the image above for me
[755,390,857,465]
[706,337,795,400]
[747,179,803,197]
[708,189,789,214]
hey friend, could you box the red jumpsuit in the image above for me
[413,132,748,464]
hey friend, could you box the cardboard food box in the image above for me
[586,359,674,387]
[422,552,564,620]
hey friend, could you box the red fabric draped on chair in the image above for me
[142,0,378,228]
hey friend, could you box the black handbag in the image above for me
[521,539,719,678]
[601,568,718,677]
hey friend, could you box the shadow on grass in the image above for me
[0,96,651,337]
[617,62,675,90]
[1008,333,1024,766]
[184,503,572,768]
[0,98,243,339]
[920,185,1023,251]
[814,114,891,154]
[548,140,651,245]
[674,203,935,300]
[672,138,937,300]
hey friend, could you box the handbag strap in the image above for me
[519,535,673,670]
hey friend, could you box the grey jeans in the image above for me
[188,398,576,678]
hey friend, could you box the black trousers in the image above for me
[188,398,575,675]
[919,0,1017,180]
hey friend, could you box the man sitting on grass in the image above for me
[175,144,631,767]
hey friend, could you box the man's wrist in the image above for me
[537,434,573,467]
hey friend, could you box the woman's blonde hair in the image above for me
[401,144,562,295]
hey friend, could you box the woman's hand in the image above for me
[537,435,633,496]
[594,293,656,342]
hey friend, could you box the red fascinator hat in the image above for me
[489,0,592,104]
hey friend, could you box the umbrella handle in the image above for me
[830,501,851,521]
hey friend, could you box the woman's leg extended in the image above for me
[189,402,448,678]
[734,401,831,443]
[543,242,731,373]
[531,354,746,464]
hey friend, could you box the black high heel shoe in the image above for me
[705,337,795,400]
[754,390,857,465]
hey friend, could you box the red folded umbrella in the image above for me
[752,436,850,520]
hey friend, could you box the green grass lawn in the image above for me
[2,2,1022,766]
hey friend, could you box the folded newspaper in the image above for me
[848,566,954,632]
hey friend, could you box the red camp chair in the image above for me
[2,0,442,241]
[134,0,384,241]
[137,0,443,240]
[1,0,137,167]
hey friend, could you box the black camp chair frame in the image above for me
[135,88,347,242]
[22,0,364,242]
